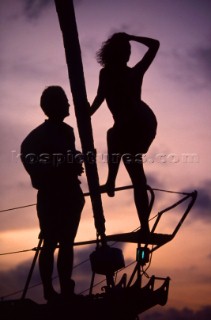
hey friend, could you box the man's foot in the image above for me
[60,279,75,301]
[100,184,115,197]
[44,288,61,303]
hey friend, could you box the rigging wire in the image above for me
[0,202,165,257]
[0,226,141,257]
[0,186,191,214]
[0,203,36,213]
[0,248,34,256]
[0,209,159,256]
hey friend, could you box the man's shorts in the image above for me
[37,185,85,243]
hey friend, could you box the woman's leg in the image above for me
[123,155,150,234]
[102,128,121,197]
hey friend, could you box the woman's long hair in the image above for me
[96,33,131,67]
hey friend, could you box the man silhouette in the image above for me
[21,86,85,302]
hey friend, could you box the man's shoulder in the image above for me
[21,122,52,154]
[62,121,74,132]
[21,121,75,151]
[61,122,75,139]
[21,122,46,145]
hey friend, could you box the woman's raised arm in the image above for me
[128,34,160,73]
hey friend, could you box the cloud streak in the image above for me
[191,180,211,221]
[21,0,83,20]
[22,0,52,19]
[191,44,211,85]
[163,41,211,91]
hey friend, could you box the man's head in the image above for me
[40,86,70,121]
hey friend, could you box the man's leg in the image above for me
[57,242,75,298]
[58,196,84,299]
[39,239,58,301]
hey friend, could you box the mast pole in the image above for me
[54,0,106,239]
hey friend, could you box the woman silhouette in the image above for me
[90,33,159,235]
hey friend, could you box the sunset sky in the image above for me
[0,0,211,318]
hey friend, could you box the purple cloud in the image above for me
[139,306,211,320]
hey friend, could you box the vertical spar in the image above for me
[54,0,106,239]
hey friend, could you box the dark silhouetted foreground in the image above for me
[0,275,170,320]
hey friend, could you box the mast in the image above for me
[54,0,106,239]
